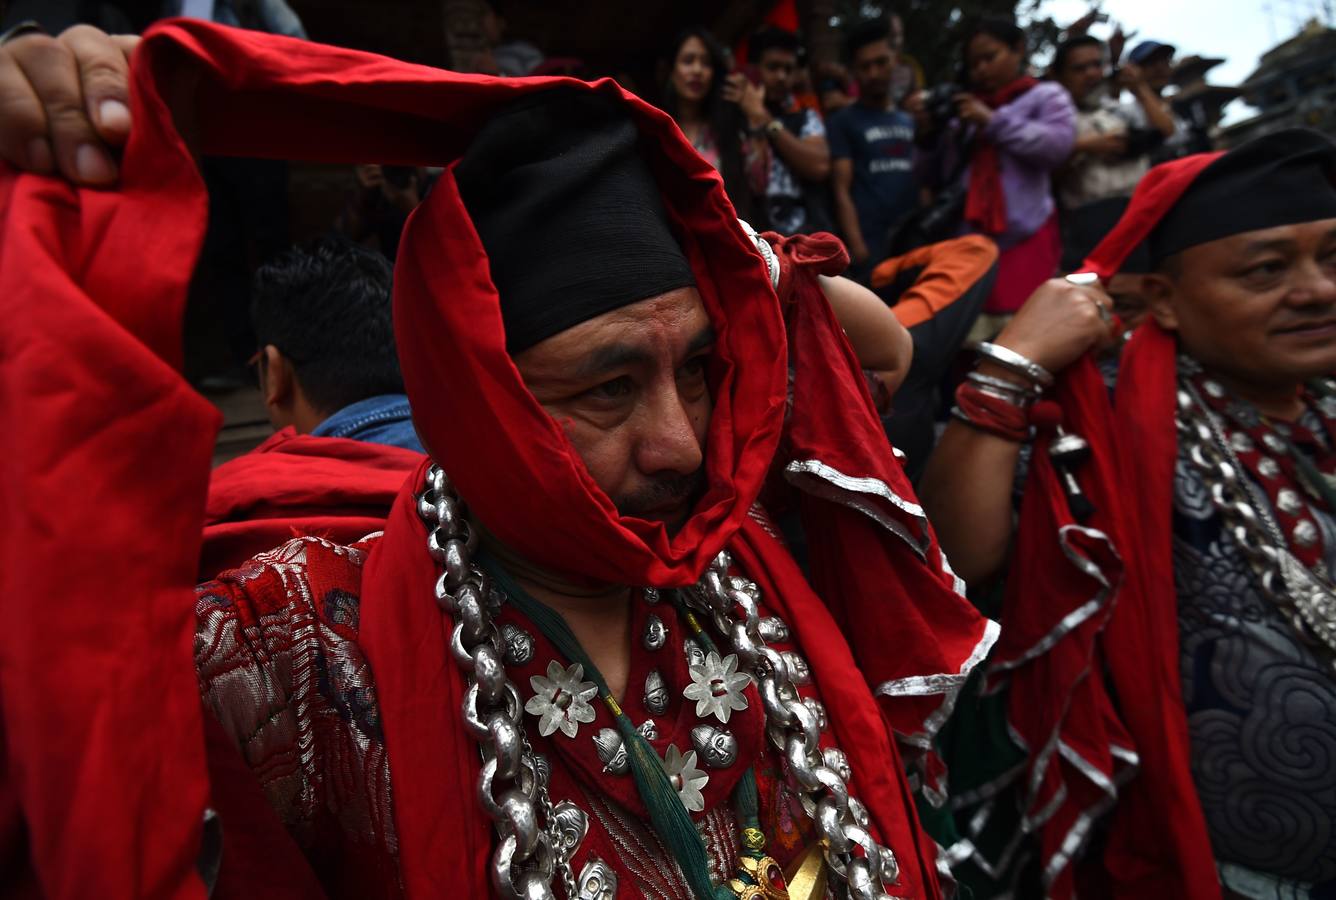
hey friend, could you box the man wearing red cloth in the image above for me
[202,236,425,576]
[0,21,995,900]
[920,130,1336,899]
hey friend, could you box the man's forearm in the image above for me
[919,417,1023,587]
[770,129,830,181]
[1133,86,1176,137]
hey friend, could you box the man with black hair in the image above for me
[201,234,424,576]
[249,234,421,451]
[827,20,917,276]
[1054,34,1175,212]
[0,21,995,900]
[730,25,831,235]
[921,129,1336,899]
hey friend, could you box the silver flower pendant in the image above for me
[683,651,751,723]
[662,744,709,812]
[524,661,599,739]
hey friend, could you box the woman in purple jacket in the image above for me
[923,18,1076,327]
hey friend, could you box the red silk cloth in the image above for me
[994,151,1239,897]
[0,19,993,899]
[964,75,1039,236]
[1083,152,1227,898]
[990,356,1136,898]
[201,428,423,578]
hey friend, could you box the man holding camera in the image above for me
[1053,33,1176,212]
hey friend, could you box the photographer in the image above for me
[1053,34,1175,211]
[660,28,762,225]
[913,18,1075,326]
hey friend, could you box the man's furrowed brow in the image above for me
[573,343,653,380]
[686,326,717,356]
[569,325,716,381]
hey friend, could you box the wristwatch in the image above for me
[764,119,785,138]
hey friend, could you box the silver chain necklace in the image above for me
[416,464,902,899]
[1176,381,1336,661]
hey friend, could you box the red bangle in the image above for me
[953,382,1032,441]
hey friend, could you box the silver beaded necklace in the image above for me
[1177,380,1336,662]
[416,464,903,899]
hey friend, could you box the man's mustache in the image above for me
[615,468,707,519]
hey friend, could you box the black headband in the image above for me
[454,89,697,354]
[1149,128,1336,266]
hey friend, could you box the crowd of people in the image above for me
[1,7,1335,900]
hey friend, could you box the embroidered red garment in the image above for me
[201,427,423,578]
[963,75,1039,236]
[0,19,995,899]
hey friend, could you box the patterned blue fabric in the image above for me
[1174,409,1336,897]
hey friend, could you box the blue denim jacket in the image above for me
[310,394,424,453]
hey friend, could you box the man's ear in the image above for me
[1141,273,1180,332]
[260,344,294,409]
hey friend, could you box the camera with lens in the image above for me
[921,83,963,130]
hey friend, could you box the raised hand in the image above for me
[0,25,138,185]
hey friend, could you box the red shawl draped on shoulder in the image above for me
[982,358,1136,897]
[981,151,1228,899]
[201,428,422,578]
[0,19,995,898]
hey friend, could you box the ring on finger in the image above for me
[1065,273,1112,323]
[1088,295,1112,323]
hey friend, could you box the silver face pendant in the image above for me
[643,614,668,652]
[684,638,706,669]
[823,747,852,782]
[757,616,789,644]
[576,857,618,900]
[1277,488,1304,516]
[644,669,670,715]
[531,752,551,792]
[501,623,534,667]
[781,650,811,685]
[803,697,828,731]
[593,728,628,775]
[689,724,739,769]
[551,801,589,859]
[638,719,659,741]
[643,587,661,605]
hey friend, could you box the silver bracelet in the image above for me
[966,370,1041,401]
[976,341,1054,389]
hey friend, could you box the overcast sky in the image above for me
[1035,0,1333,122]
